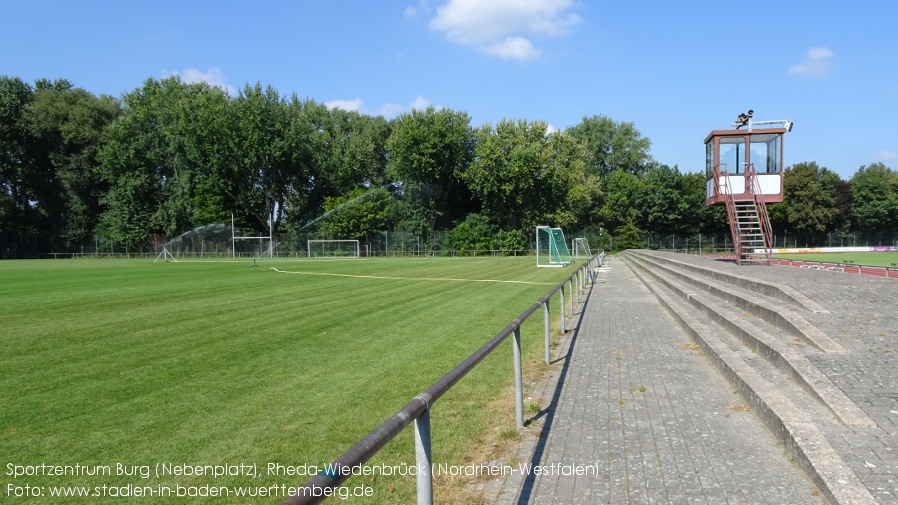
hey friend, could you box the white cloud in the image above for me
[374,102,408,117]
[788,47,835,78]
[429,0,581,61]
[325,96,438,117]
[324,98,365,111]
[404,0,431,19]
[877,150,897,162]
[170,67,236,95]
[484,37,540,61]
[410,95,432,110]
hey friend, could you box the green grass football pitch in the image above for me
[772,251,898,267]
[1,256,578,503]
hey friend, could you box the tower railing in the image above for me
[746,162,774,263]
[713,163,743,262]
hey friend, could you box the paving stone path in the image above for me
[484,255,825,504]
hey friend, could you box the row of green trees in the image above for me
[2,74,897,257]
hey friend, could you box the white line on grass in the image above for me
[268,267,555,285]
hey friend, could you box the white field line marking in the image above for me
[268,267,555,285]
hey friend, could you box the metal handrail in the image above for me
[746,162,774,262]
[278,253,603,505]
[714,163,741,259]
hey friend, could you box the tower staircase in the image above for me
[716,163,774,265]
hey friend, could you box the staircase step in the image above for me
[619,250,883,505]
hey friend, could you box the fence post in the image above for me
[559,287,566,334]
[415,411,433,505]
[568,279,574,317]
[513,327,524,428]
[543,301,551,365]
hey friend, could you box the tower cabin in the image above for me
[705,111,793,264]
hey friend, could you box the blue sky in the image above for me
[2,0,896,180]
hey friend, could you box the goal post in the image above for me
[307,239,361,258]
[572,237,592,258]
[536,226,572,267]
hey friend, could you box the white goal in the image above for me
[536,227,572,267]
[572,238,592,258]
[307,239,361,258]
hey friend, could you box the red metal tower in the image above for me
[705,111,793,265]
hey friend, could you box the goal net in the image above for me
[536,227,572,267]
[572,237,592,258]
[307,239,361,258]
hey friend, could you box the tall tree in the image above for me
[782,162,839,234]
[1,77,120,254]
[0,76,35,247]
[818,168,852,234]
[567,115,652,178]
[293,106,391,229]
[596,169,643,231]
[639,163,708,235]
[465,119,591,231]
[386,106,476,234]
[850,162,898,232]
[28,83,121,245]
[223,82,295,233]
[99,77,226,248]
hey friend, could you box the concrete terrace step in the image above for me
[618,250,898,504]
[484,256,824,505]
[488,252,897,505]
[626,250,829,313]
[623,251,874,429]
[623,253,878,505]
[623,250,843,354]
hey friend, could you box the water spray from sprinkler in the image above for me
[296,183,398,233]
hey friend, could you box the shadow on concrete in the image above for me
[515,284,594,505]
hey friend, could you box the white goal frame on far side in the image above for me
[572,237,592,258]
[307,239,361,258]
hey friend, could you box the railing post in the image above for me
[415,410,433,505]
[513,327,524,428]
[543,300,551,365]
[568,279,574,317]
[559,287,566,334]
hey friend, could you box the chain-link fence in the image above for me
[643,231,898,255]
[4,227,897,259]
